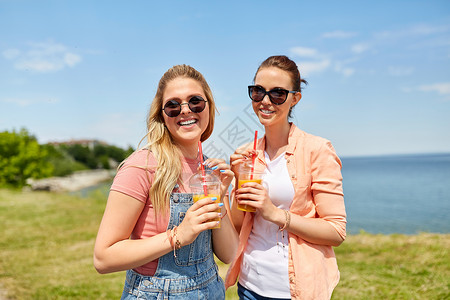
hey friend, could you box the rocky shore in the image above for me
[26,169,116,192]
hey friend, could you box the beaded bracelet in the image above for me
[279,210,291,231]
[173,227,182,249]
[168,226,182,258]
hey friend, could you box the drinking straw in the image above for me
[250,130,258,180]
[198,141,208,196]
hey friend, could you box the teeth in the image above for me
[179,119,197,126]
[261,109,274,114]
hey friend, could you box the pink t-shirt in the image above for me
[110,148,200,275]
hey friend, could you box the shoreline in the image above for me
[25,169,115,192]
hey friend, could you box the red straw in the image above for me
[250,131,258,179]
[198,141,208,196]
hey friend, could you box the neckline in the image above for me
[264,151,286,164]
[183,155,201,165]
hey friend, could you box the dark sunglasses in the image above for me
[162,96,208,117]
[248,85,297,105]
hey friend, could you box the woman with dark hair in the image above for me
[226,56,347,300]
[94,64,238,299]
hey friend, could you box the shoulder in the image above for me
[291,125,336,154]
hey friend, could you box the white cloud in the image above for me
[1,97,59,107]
[388,66,415,77]
[351,43,371,54]
[400,86,413,93]
[290,46,361,77]
[290,46,357,77]
[322,30,357,39]
[409,24,449,35]
[298,59,331,76]
[64,52,82,67]
[342,69,354,77]
[2,98,33,107]
[290,47,320,58]
[15,60,64,72]
[334,65,354,77]
[3,40,82,73]
[376,24,450,40]
[418,82,450,95]
[290,47,331,76]
[2,48,21,59]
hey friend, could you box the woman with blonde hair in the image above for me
[226,56,346,300]
[94,64,238,299]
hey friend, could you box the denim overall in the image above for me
[121,192,225,299]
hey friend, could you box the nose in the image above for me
[261,94,271,105]
[179,102,191,114]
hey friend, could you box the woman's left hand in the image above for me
[203,158,234,196]
[236,181,278,221]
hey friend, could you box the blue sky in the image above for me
[1,0,449,158]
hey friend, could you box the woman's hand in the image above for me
[235,180,279,221]
[177,196,222,246]
[229,148,256,175]
[203,158,234,196]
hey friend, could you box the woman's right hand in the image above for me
[230,147,256,175]
[176,196,222,246]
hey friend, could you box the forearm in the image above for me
[230,193,245,233]
[212,195,239,263]
[212,215,239,264]
[270,207,344,247]
[94,231,173,274]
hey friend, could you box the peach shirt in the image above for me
[225,124,347,300]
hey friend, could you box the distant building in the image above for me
[48,139,108,150]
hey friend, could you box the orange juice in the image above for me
[193,194,221,228]
[237,179,262,212]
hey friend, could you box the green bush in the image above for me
[0,129,53,187]
[55,143,134,170]
[0,128,135,187]
[61,143,98,169]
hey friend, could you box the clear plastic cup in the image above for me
[189,170,222,229]
[237,164,264,212]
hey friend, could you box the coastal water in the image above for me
[80,153,450,235]
[342,153,450,234]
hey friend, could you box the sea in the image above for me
[341,153,450,234]
[79,153,450,235]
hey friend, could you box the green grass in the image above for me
[0,188,124,299]
[0,188,448,299]
[332,232,450,299]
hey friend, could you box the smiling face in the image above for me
[252,67,301,129]
[161,77,210,148]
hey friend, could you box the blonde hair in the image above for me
[142,64,215,214]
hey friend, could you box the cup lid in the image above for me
[188,170,220,187]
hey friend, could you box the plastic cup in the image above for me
[193,193,221,229]
[189,171,222,229]
[237,170,264,212]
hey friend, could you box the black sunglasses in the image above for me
[248,85,297,105]
[162,96,208,117]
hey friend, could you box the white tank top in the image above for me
[239,151,295,298]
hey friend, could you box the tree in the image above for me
[0,129,53,187]
[42,144,87,176]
